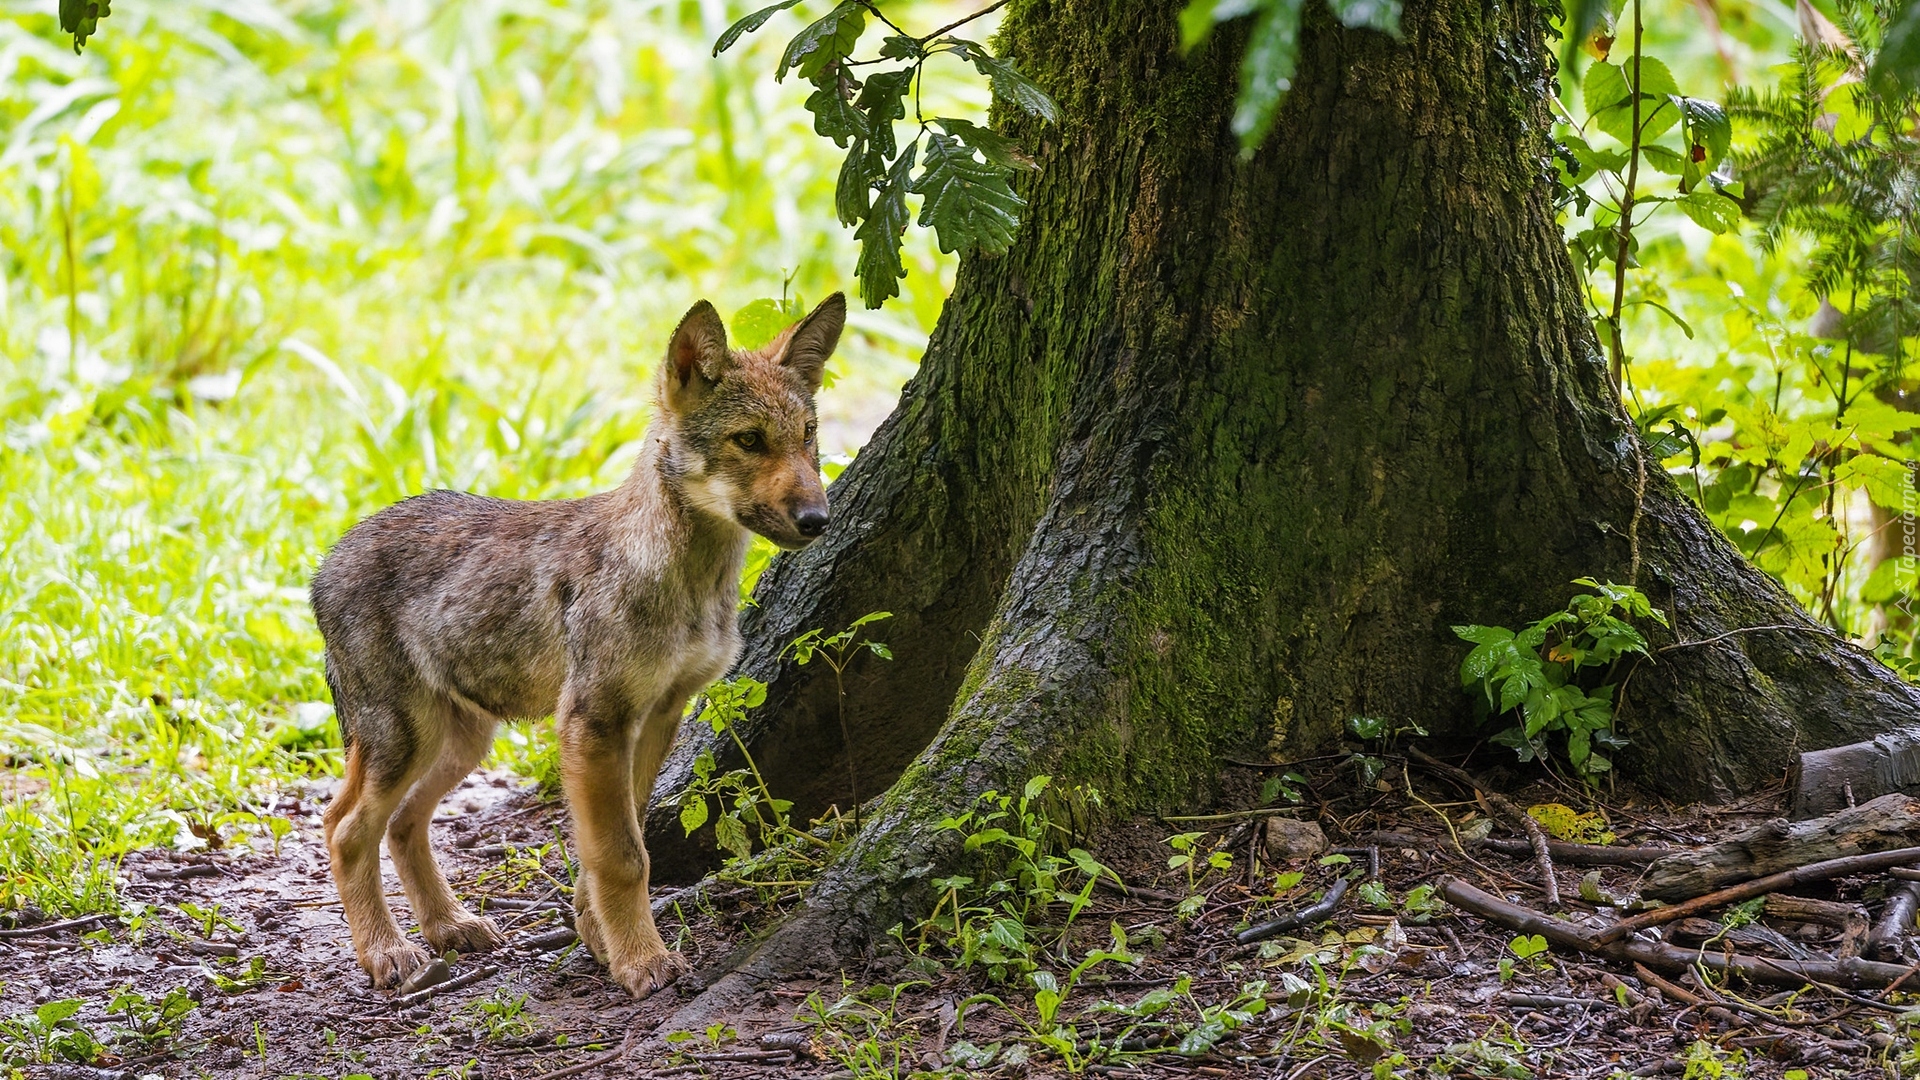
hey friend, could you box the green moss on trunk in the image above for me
[644,0,1920,934]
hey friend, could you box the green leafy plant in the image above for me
[106,986,197,1048]
[799,978,928,1077]
[0,1000,103,1068]
[955,923,1141,1071]
[209,956,287,994]
[679,677,795,863]
[1164,831,1233,918]
[677,671,856,903]
[1556,0,1739,391]
[1454,579,1667,781]
[714,4,1059,308]
[1344,714,1428,789]
[177,900,243,939]
[457,991,538,1044]
[920,775,1117,982]
[787,611,894,826]
[1710,5,1920,630]
[1498,933,1552,983]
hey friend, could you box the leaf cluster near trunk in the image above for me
[713,1,1061,308]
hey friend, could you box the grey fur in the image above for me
[312,294,845,996]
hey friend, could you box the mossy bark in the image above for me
[641,0,1920,962]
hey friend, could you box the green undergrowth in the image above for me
[0,0,964,917]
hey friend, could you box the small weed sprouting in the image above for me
[1164,831,1234,919]
[787,612,893,827]
[106,986,197,1049]
[1680,1038,1749,1079]
[1259,771,1307,806]
[676,672,855,906]
[457,991,538,1044]
[1498,934,1551,983]
[800,979,929,1077]
[1436,1033,1534,1080]
[1454,579,1666,784]
[916,776,1119,982]
[0,1000,104,1068]
[208,956,288,994]
[177,900,243,939]
[955,922,1141,1071]
[473,838,570,897]
[677,611,895,882]
[1344,715,1430,790]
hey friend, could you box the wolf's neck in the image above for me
[612,434,750,591]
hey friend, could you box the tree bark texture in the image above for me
[640,0,1920,963]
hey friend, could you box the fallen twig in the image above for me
[1594,844,1920,946]
[1763,894,1868,960]
[1500,993,1613,1010]
[1235,876,1351,944]
[1439,875,1918,989]
[1476,836,1673,866]
[519,927,580,952]
[0,914,115,939]
[140,863,223,881]
[1410,747,1559,909]
[690,1050,798,1064]
[390,963,501,1009]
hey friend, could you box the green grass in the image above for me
[0,0,979,916]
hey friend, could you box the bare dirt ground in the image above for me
[2,762,1910,1079]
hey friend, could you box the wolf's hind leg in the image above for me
[387,700,502,956]
[323,708,435,988]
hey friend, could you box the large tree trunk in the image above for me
[640,0,1920,976]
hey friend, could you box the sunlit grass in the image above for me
[0,0,983,915]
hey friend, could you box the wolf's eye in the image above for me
[733,431,765,452]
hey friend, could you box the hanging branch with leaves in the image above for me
[715,0,1061,309]
[714,0,1409,307]
[1556,0,1738,394]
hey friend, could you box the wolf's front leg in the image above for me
[558,694,685,1000]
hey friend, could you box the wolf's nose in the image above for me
[794,508,829,537]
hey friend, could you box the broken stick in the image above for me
[1870,880,1920,961]
[1640,793,1920,901]
[1477,836,1673,866]
[1438,875,1916,990]
[1763,894,1868,961]
[1410,747,1559,909]
[1594,844,1920,946]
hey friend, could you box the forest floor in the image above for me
[2,763,1912,1080]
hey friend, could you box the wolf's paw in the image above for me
[610,949,688,1001]
[362,939,432,989]
[424,913,503,955]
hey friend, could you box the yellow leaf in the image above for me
[1526,803,1616,845]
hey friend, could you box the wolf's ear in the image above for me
[664,300,730,412]
[780,292,846,391]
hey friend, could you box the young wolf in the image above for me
[312,294,844,999]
